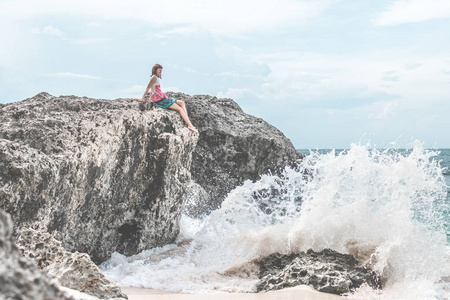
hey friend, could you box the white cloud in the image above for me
[382,73,400,82]
[42,25,64,37]
[87,22,102,27]
[71,38,112,44]
[403,62,422,70]
[243,51,450,114]
[44,72,101,80]
[0,0,330,37]
[121,85,146,95]
[367,101,398,120]
[216,71,241,79]
[217,87,260,100]
[184,67,197,74]
[215,44,246,60]
[31,25,64,37]
[31,26,109,44]
[151,27,200,39]
[373,0,450,26]
[164,86,180,92]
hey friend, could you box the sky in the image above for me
[1,0,449,149]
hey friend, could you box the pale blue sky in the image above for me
[1,0,449,149]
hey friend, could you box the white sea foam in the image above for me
[100,142,450,298]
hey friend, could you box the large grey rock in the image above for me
[256,248,382,295]
[16,228,127,299]
[1,91,301,267]
[0,92,198,263]
[167,92,303,215]
[0,209,73,300]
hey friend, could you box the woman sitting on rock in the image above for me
[137,64,198,133]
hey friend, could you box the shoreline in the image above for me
[62,286,342,300]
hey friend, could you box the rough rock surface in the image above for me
[0,209,73,300]
[16,228,127,299]
[0,92,198,263]
[257,249,381,295]
[167,92,303,215]
[1,91,301,265]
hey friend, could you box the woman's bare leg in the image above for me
[176,100,188,117]
[168,103,198,133]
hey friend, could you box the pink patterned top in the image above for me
[149,75,167,102]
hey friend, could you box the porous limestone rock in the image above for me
[167,92,303,216]
[16,228,127,300]
[0,209,73,300]
[1,91,301,266]
[257,248,381,295]
[0,92,198,263]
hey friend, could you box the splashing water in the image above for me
[100,143,450,299]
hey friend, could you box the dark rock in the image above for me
[256,248,382,295]
[167,92,303,216]
[0,209,74,300]
[0,93,198,263]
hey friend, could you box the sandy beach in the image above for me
[62,286,342,300]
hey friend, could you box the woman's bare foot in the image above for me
[188,126,199,134]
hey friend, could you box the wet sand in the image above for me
[62,286,342,300]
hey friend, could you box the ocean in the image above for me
[100,143,450,299]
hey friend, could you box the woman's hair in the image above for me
[152,64,163,78]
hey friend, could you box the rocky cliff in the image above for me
[0,92,198,263]
[0,92,301,264]
[168,92,303,215]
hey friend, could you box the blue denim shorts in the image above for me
[153,97,176,108]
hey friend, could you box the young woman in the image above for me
[137,64,198,133]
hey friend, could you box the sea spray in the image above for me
[100,143,450,298]
[290,143,450,299]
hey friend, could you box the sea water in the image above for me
[100,142,450,299]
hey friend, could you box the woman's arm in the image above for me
[139,76,157,101]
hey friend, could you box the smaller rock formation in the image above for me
[0,209,73,300]
[257,249,381,295]
[16,228,127,300]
